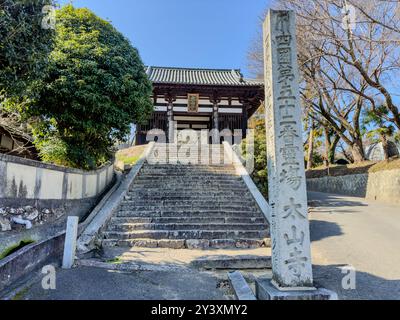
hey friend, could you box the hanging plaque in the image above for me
[187,94,200,113]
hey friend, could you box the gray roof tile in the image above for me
[146,66,263,87]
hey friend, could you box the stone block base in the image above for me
[256,279,338,300]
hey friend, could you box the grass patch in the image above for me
[0,240,35,260]
[106,257,123,264]
[116,154,140,165]
[12,286,32,301]
[116,145,146,166]
[306,157,400,178]
[369,158,400,173]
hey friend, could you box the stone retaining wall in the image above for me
[0,153,114,202]
[0,171,122,296]
[307,169,400,204]
[0,232,65,294]
[0,154,115,255]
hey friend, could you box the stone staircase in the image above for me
[101,144,270,250]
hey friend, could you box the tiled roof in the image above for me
[146,66,263,87]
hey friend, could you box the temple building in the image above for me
[136,66,264,145]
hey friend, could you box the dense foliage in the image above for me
[242,111,268,198]
[30,5,153,169]
[0,0,54,100]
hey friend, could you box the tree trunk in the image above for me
[351,140,366,163]
[381,133,390,160]
[329,135,340,164]
[323,127,331,167]
[307,122,315,170]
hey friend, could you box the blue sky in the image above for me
[59,0,271,77]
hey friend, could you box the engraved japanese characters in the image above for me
[263,10,314,289]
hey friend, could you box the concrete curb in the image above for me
[77,142,156,253]
[78,172,122,235]
[228,271,257,300]
[191,255,272,270]
[77,259,191,273]
[222,142,271,223]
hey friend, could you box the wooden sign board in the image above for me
[187,94,200,113]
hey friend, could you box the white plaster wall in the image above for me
[1,156,114,201]
[6,162,36,198]
[84,174,98,198]
[39,169,64,199]
[67,173,83,200]
[107,165,114,184]
[98,170,107,193]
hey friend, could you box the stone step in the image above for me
[103,230,269,240]
[147,158,228,161]
[149,148,226,152]
[132,182,245,186]
[124,192,253,201]
[116,210,263,218]
[120,201,258,207]
[136,174,241,179]
[148,151,226,154]
[140,166,236,170]
[99,146,269,252]
[130,185,249,191]
[110,217,267,225]
[150,146,225,148]
[146,163,230,167]
[191,256,272,270]
[141,166,236,172]
[139,177,238,181]
[118,205,260,212]
[146,161,230,165]
[107,223,268,232]
[120,200,257,207]
[134,179,243,184]
[133,179,244,184]
[146,157,229,161]
[139,174,238,178]
[148,150,226,154]
[124,194,255,201]
[102,238,269,250]
[127,197,253,203]
[130,185,248,191]
[138,173,238,177]
[128,191,251,197]
[147,156,229,161]
[147,155,227,158]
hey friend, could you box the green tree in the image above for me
[242,107,268,198]
[31,5,153,169]
[0,0,54,100]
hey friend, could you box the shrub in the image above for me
[30,5,153,169]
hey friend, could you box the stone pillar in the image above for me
[62,216,79,269]
[263,10,313,290]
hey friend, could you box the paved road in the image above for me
[308,191,400,300]
[20,267,229,300]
